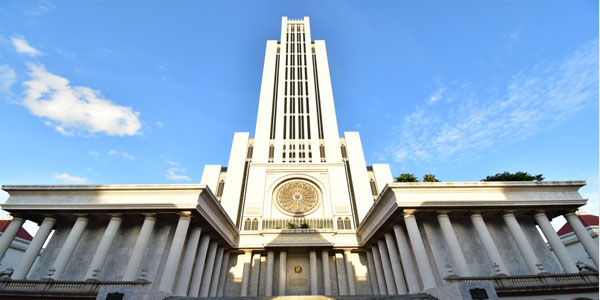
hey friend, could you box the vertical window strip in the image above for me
[270,54,280,139]
[312,54,324,139]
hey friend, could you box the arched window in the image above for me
[244,218,252,231]
[252,218,259,231]
[337,217,344,230]
[344,217,351,229]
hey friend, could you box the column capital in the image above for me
[73,213,89,218]
[437,211,450,218]
[392,224,403,230]
[502,210,517,217]
[142,212,157,219]
[177,211,193,219]
[108,213,123,219]
[470,210,484,215]
[533,210,547,218]
[563,210,579,216]
[403,209,417,217]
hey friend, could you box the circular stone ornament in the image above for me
[275,180,320,216]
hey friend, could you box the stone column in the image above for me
[371,245,387,295]
[122,214,157,281]
[321,250,332,295]
[173,227,202,296]
[377,239,397,294]
[565,212,599,267]
[278,251,286,295]
[344,250,356,295]
[216,251,230,297]
[265,251,275,296]
[0,217,24,263]
[534,212,578,273]
[240,250,252,296]
[209,246,225,296]
[470,213,508,275]
[365,249,380,295]
[189,235,211,296]
[248,252,261,296]
[12,217,56,280]
[404,213,436,289]
[309,251,318,295]
[199,241,218,297]
[437,212,470,276]
[393,225,420,293]
[384,233,407,294]
[335,253,349,295]
[50,215,88,279]
[159,213,191,293]
[503,212,540,274]
[85,214,123,280]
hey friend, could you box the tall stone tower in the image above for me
[200,16,394,231]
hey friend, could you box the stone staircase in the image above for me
[167,295,438,300]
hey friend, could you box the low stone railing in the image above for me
[444,272,599,296]
[0,278,150,296]
[261,218,334,230]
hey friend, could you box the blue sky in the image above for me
[0,1,598,230]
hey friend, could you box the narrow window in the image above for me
[370,179,378,196]
[268,145,274,162]
[216,180,225,198]
[244,218,252,231]
[341,145,347,159]
[337,217,344,230]
[247,145,253,159]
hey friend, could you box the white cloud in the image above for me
[11,37,41,56]
[107,149,135,160]
[52,172,88,183]
[0,65,16,93]
[166,168,191,181]
[88,151,99,156]
[389,39,598,163]
[22,63,142,136]
[428,87,446,103]
[167,160,179,166]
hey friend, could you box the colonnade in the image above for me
[364,210,598,295]
[0,212,230,298]
[238,249,356,296]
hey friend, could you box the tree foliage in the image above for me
[394,173,418,182]
[482,171,544,182]
[423,174,440,182]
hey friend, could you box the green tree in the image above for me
[482,171,544,182]
[423,174,440,182]
[395,173,418,182]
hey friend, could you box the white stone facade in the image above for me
[0,16,597,300]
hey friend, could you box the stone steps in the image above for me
[167,295,437,300]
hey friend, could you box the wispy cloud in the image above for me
[166,168,191,181]
[52,172,88,183]
[0,65,16,94]
[167,160,179,166]
[108,149,135,160]
[88,151,99,156]
[11,37,41,56]
[22,63,142,136]
[388,39,598,163]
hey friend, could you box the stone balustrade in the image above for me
[444,272,599,296]
[260,218,334,230]
[0,278,150,295]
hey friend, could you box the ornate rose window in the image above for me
[275,179,321,216]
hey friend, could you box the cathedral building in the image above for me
[0,17,597,300]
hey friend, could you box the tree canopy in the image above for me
[394,173,418,182]
[423,174,440,182]
[482,171,544,182]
